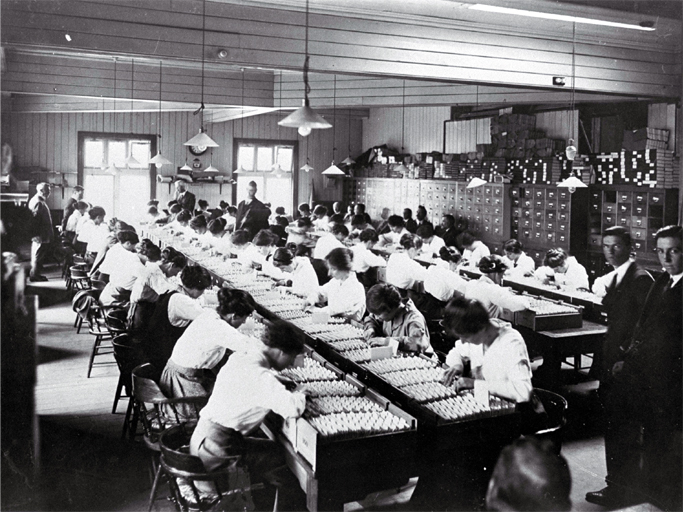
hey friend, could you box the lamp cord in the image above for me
[158,61,163,148]
[401,80,405,152]
[130,59,134,134]
[241,68,245,137]
[200,0,206,110]
[332,74,336,161]
[303,0,311,100]
[571,22,576,141]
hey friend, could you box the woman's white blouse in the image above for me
[350,244,387,273]
[308,273,366,322]
[445,319,532,403]
[386,252,428,290]
[503,252,536,279]
[534,256,589,289]
[423,265,467,302]
[288,257,320,297]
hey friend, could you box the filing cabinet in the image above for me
[586,185,679,272]
[508,184,589,269]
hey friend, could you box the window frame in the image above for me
[231,138,299,214]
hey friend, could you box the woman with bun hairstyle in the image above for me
[271,246,319,297]
[534,247,589,290]
[305,248,366,322]
[160,288,257,418]
[424,246,468,304]
[385,233,428,292]
[501,238,536,279]
[464,255,530,319]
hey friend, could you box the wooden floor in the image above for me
[4,269,657,511]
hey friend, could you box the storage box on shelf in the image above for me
[587,185,679,272]
[509,184,589,268]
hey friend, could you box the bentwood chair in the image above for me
[159,424,265,512]
[528,388,568,455]
[132,364,208,512]
[111,334,147,438]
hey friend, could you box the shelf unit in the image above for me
[586,185,679,276]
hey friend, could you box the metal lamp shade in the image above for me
[184,129,219,147]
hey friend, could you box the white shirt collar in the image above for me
[670,272,683,288]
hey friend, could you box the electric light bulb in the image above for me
[298,125,312,137]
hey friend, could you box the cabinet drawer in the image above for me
[557,222,568,232]
[618,192,632,203]
[618,217,631,227]
[546,231,556,244]
[602,203,617,214]
[618,203,631,215]
[558,190,571,201]
[546,201,556,210]
[558,212,569,222]
[631,228,647,240]
[534,220,543,230]
[589,234,603,247]
[523,209,532,218]
[512,207,522,218]
[633,204,647,216]
[510,188,520,198]
[546,222,556,232]
[546,190,557,200]
[522,218,533,228]
[558,200,570,212]
[631,216,646,228]
[632,239,647,253]
[534,210,544,219]
[545,211,556,222]
[603,214,616,226]
[557,233,568,245]
[634,193,647,204]
[535,200,544,209]
[649,193,664,205]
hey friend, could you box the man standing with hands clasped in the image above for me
[28,182,54,282]
[586,226,653,508]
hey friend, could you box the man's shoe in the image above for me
[29,275,48,282]
[585,487,623,507]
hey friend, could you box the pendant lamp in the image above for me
[300,130,313,172]
[341,110,355,166]
[322,75,345,176]
[565,23,578,161]
[184,0,219,148]
[150,61,172,167]
[106,58,119,175]
[99,96,107,170]
[466,177,487,189]
[393,80,410,176]
[233,69,247,175]
[125,59,141,168]
[278,0,332,136]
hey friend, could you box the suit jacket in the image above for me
[235,198,269,238]
[625,272,682,430]
[175,191,196,213]
[601,262,653,378]
[28,193,54,243]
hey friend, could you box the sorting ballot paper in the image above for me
[311,310,330,324]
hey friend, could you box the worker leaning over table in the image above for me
[363,283,434,356]
[270,246,320,297]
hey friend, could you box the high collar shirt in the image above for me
[77,220,109,252]
[98,243,145,290]
[462,240,491,267]
[237,243,263,268]
[287,257,320,297]
[670,272,683,289]
[363,299,433,355]
[378,228,410,248]
[168,291,206,328]
[419,236,446,257]
[169,309,254,370]
[534,256,589,290]
[465,276,530,319]
[445,318,532,403]
[313,233,344,260]
[423,265,468,302]
[313,216,330,231]
[502,252,536,280]
[591,259,633,297]
[351,244,387,273]
[199,348,306,435]
[386,252,428,290]
[308,273,366,322]
[65,210,83,232]
[130,261,175,304]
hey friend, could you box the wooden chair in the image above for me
[132,364,208,512]
[529,388,568,455]
[104,307,129,336]
[159,424,265,512]
[111,334,146,438]
[68,265,91,291]
[86,302,116,378]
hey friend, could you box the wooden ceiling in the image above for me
[1,0,680,117]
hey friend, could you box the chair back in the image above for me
[112,334,146,379]
[105,308,129,334]
[159,424,252,511]
[531,388,568,454]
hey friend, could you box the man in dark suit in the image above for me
[621,225,682,511]
[174,179,196,213]
[586,226,653,507]
[28,182,54,281]
[60,185,84,233]
[235,181,270,240]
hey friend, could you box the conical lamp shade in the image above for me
[466,177,487,189]
[184,129,219,148]
[342,156,356,166]
[271,163,283,174]
[100,158,108,170]
[557,176,587,189]
[300,163,313,173]
[203,164,220,174]
[150,152,172,166]
[106,163,118,175]
[322,162,346,176]
[180,163,193,172]
[233,165,245,174]
[279,100,332,131]
[126,154,140,167]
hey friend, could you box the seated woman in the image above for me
[228,229,261,268]
[162,209,192,234]
[460,231,491,267]
[466,255,530,319]
[363,283,434,356]
[305,248,366,322]
[441,295,532,403]
[285,216,314,247]
[196,199,211,220]
[207,218,227,240]
[534,248,589,290]
[143,265,212,371]
[189,214,209,242]
[252,230,285,278]
[160,288,257,417]
[99,230,145,307]
[385,233,428,292]
[424,246,467,304]
[271,246,320,297]
[416,222,446,257]
[349,214,376,239]
[377,215,409,248]
[311,205,330,231]
[351,228,387,289]
[313,223,348,260]
[502,238,536,279]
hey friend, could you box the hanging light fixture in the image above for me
[565,22,578,161]
[184,0,219,148]
[272,70,284,176]
[99,95,107,170]
[300,126,313,172]
[125,59,141,168]
[393,80,410,176]
[106,58,119,175]
[466,177,487,189]
[341,109,356,166]
[150,61,172,167]
[233,69,246,175]
[180,112,193,172]
[323,75,345,176]
[278,0,332,136]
